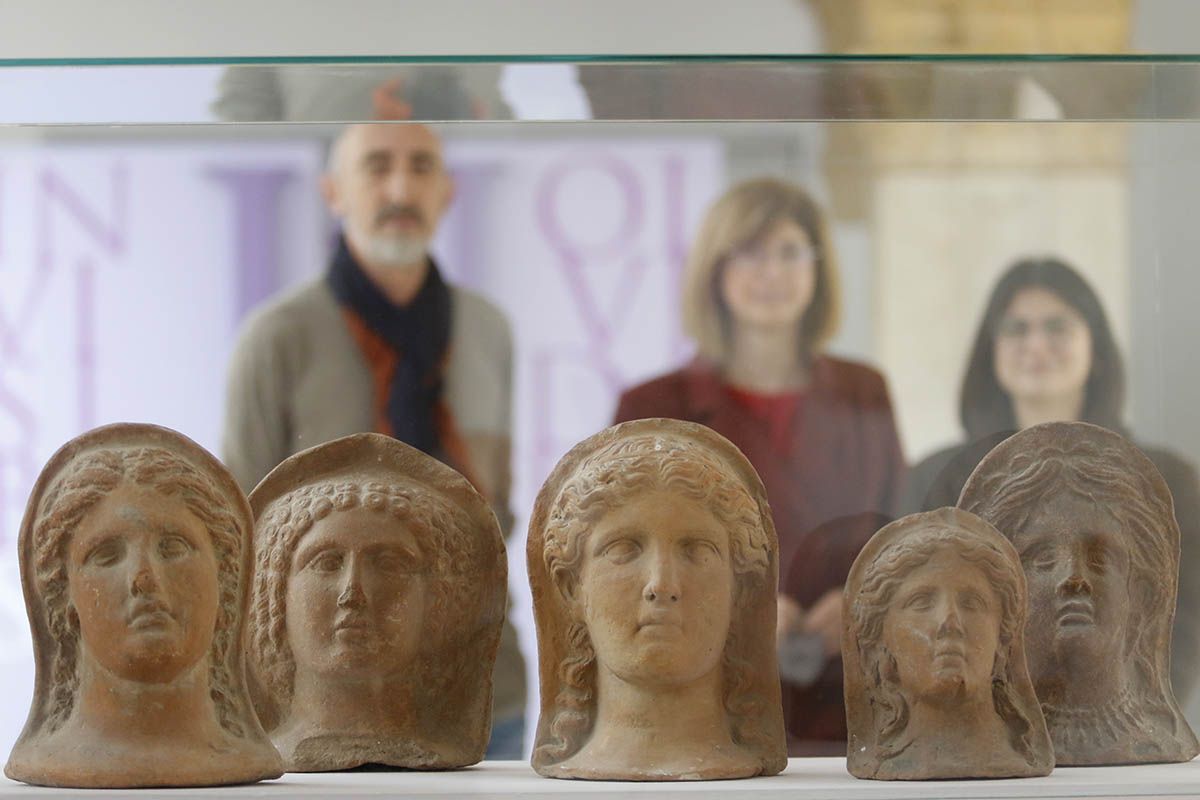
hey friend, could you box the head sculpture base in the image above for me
[528,419,786,781]
[4,423,282,788]
[843,508,1053,781]
[959,421,1199,767]
[245,432,507,772]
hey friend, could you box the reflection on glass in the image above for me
[613,177,904,754]
[960,422,1199,765]
[0,107,1199,754]
[905,257,1200,708]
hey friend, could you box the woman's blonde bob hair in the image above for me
[683,177,842,363]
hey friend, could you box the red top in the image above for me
[615,356,904,569]
[613,355,906,750]
[724,385,805,456]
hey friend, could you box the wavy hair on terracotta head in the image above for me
[683,177,842,364]
[959,256,1126,439]
[535,432,773,765]
[249,478,478,717]
[850,524,1037,765]
[960,436,1179,726]
[32,446,248,738]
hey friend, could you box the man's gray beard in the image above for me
[352,230,429,270]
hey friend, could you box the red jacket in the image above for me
[614,355,904,570]
[613,355,906,751]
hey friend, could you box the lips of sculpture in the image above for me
[286,506,428,679]
[67,483,220,685]
[1013,494,1130,683]
[575,490,735,689]
[882,549,1002,708]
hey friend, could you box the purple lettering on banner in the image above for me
[661,155,693,361]
[535,152,647,349]
[76,260,97,431]
[530,151,661,482]
[204,167,294,326]
[529,346,622,483]
[0,165,128,361]
[0,163,129,546]
[0,383,36,548]
[442,162,503,291]
[40,164,128,254]
[530,349,557,482]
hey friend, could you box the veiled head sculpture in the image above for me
[843,507,1053,779]
[4,423,283,788]
[246,433,506,771]
[959,421,1199,765]
[528,419,786,781]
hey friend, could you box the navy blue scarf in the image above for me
[326,235,452,455]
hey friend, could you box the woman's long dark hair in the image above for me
[960,257,1126,439]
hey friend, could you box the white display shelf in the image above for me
[1,758,1198,799]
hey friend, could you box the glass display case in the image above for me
[2,50,1200,796]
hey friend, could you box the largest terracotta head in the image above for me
[528,419,786,781]
[4,423,282,788]
[959,421,1199,765]
[246,433,506,771]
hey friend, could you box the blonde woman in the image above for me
[614,178,905,751]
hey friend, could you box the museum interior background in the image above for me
[2,0,1200,756]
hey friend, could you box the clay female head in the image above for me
[844,508,1051,779]
[959,421,1199,765]
[529,419,786,780]
[683,178,841,365]
[5,423,281,788]
[246,433,506,770]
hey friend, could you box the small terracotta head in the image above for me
[843,508,1052,779]
[246,433,506,769]
[959,421,1199,765]
[528,419,786,779]
[5,423,281,788]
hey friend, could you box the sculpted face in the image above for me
[1012,493,1130,681]
[286,506,428,679]
[574,490,734,687]
[881,549,1000,706]
[67,482,219,684]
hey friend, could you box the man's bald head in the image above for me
[321,124,454,272]
[326,123,445,177]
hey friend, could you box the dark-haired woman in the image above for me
[904,256,1200,707]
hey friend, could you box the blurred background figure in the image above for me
[612,177,905,755]
[221,123,526,758]
[212,65,510,121]
[904,256,1200,708]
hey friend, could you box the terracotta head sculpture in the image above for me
[843,507,1053,779]
[4,423,283,788]
[960,421,1199,765]
[528,419,786,780]
[246,433,506,771]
